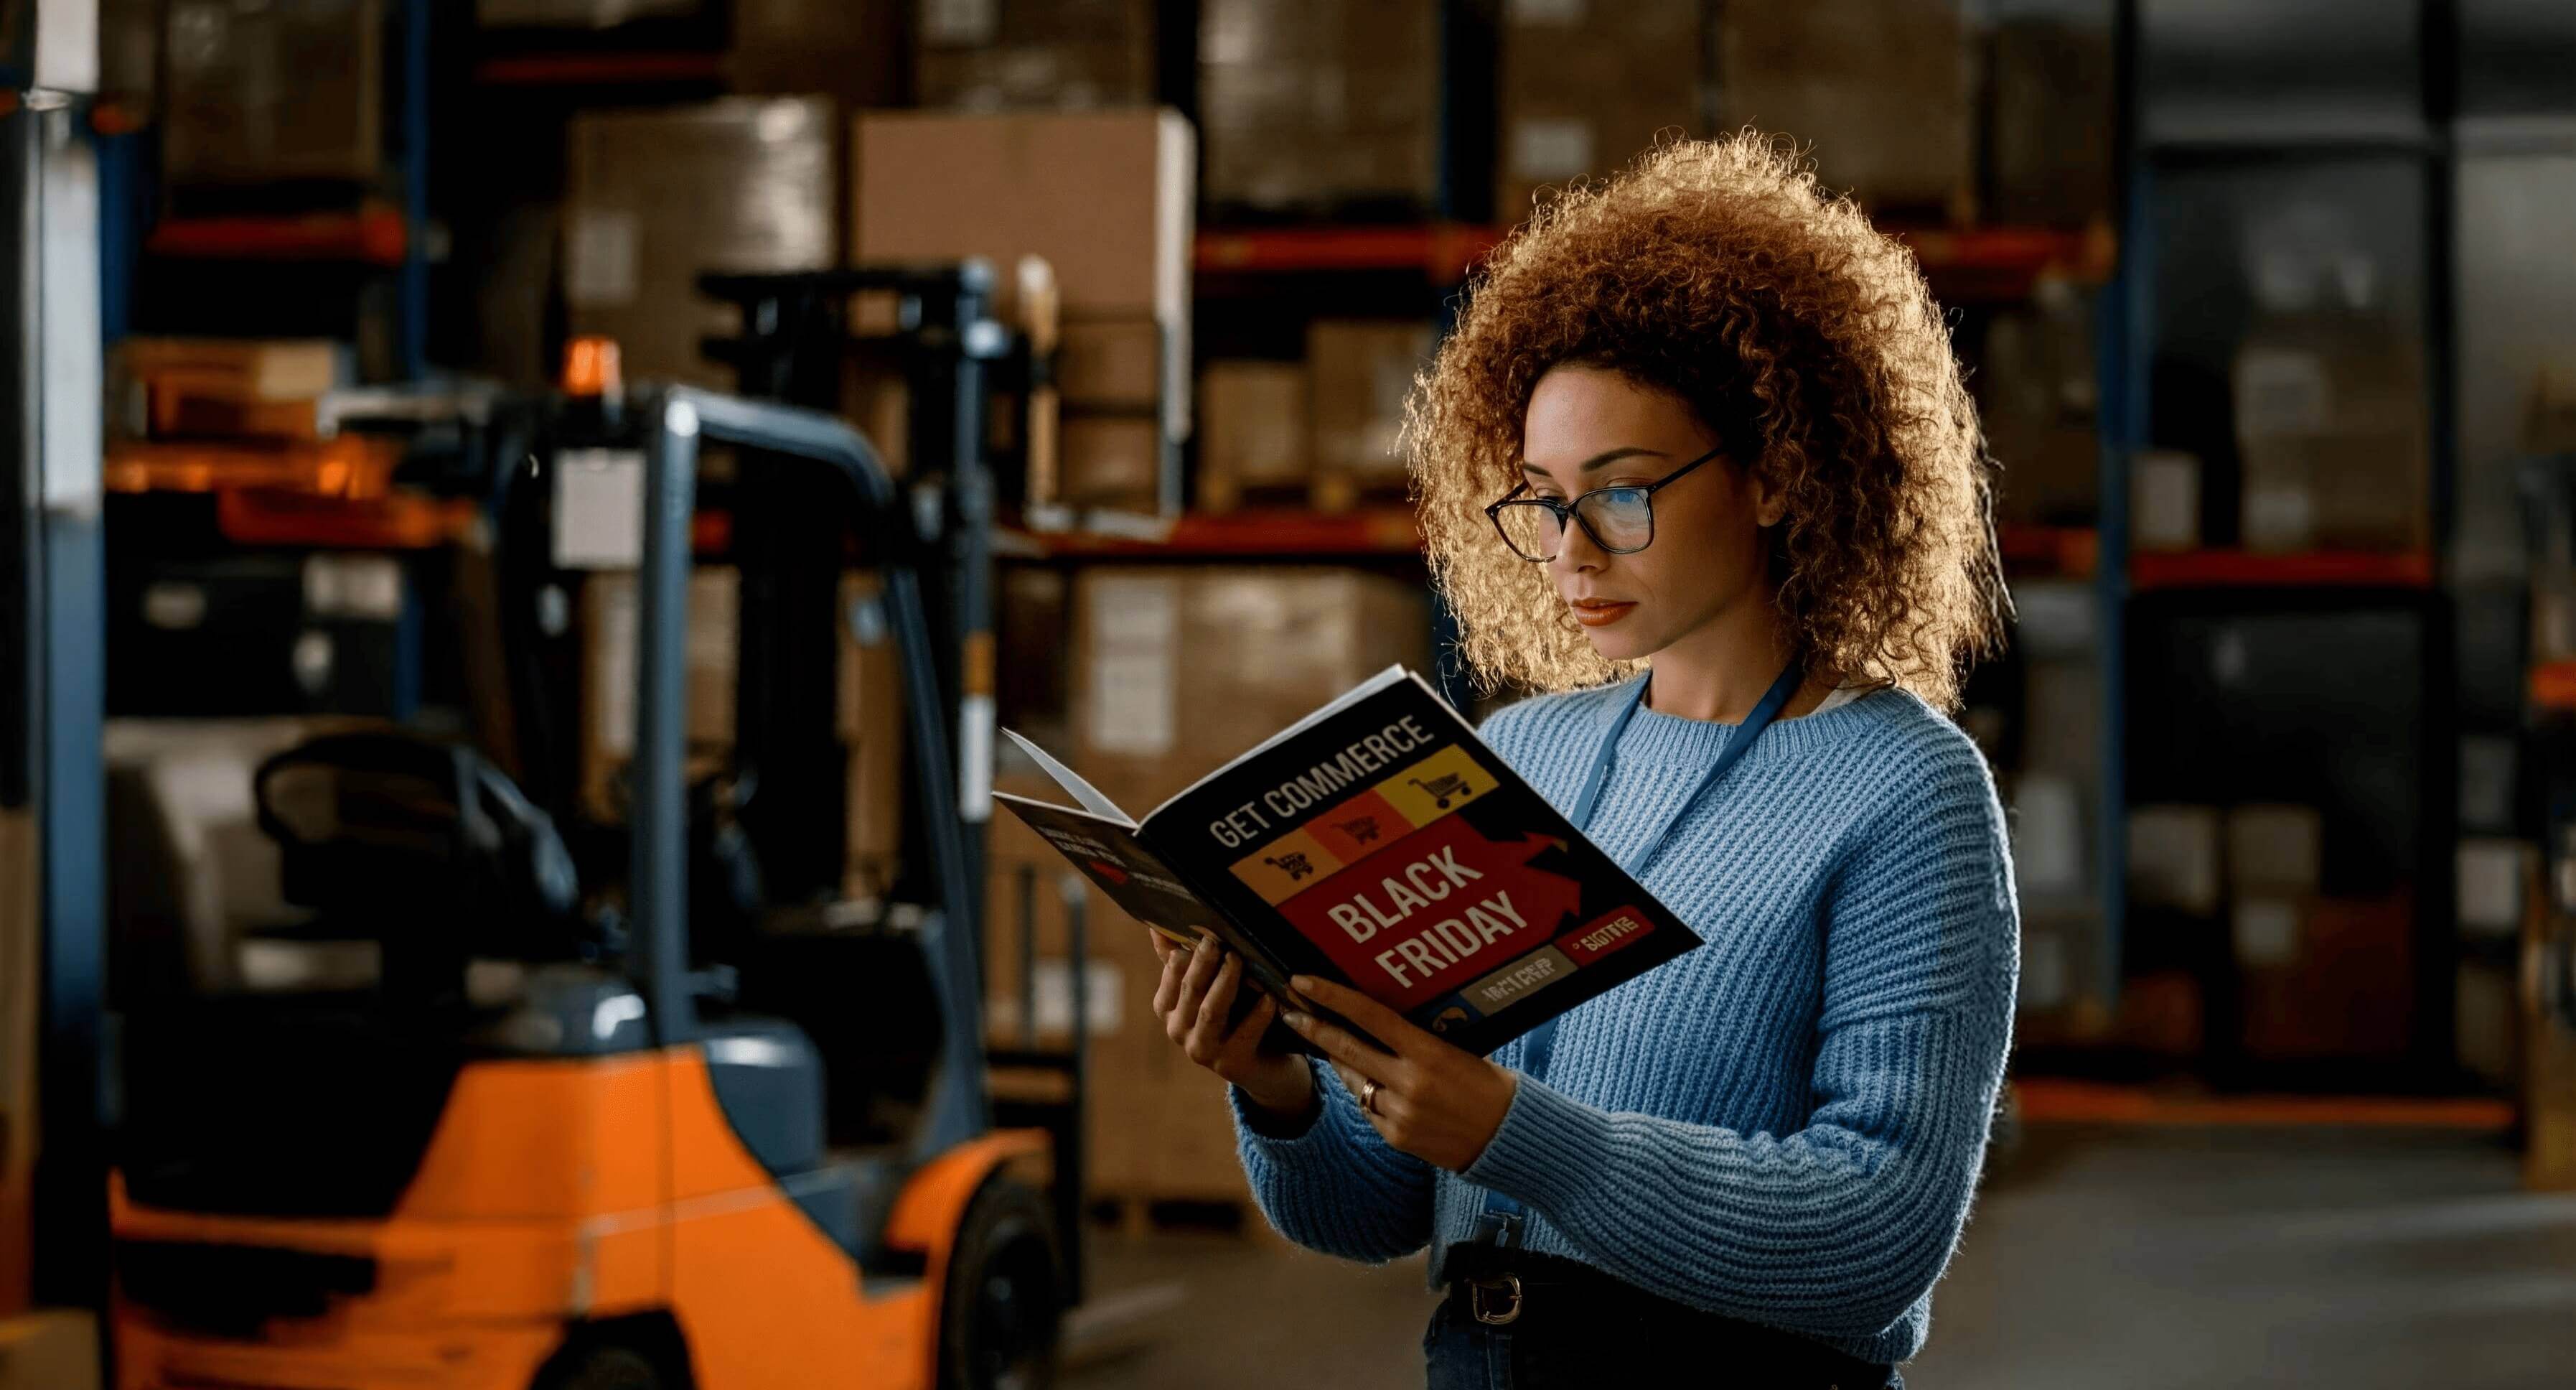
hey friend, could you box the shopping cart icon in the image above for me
[1263,851,1316,882]
[1410,773,1472,810]
[1334,815,1382,844]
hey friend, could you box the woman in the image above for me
[1151,134,2018,1388]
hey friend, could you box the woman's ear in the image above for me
[1752,462,1788,528]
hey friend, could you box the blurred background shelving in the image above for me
[10,1,2576,1382]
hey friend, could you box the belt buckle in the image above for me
[1468,1274,1523,1326]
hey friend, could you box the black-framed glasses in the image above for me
[1484,446,1723,563]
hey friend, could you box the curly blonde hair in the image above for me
[1411,133,2010,711]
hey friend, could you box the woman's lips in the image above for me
[1570,599,1636,628]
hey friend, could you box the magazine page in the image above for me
[1135,669,1703,1057]
[988,791,1307,1007]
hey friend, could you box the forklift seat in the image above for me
[253,732,583,960]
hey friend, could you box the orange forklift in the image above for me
[106,360,1071,1390]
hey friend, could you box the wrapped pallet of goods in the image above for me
[853,108,1194,515]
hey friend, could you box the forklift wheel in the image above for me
[533,1341,666,1390]
[940,1177,1063,1390]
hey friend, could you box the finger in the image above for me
[1152,947,1184,1020]
[1191,951,1243,1043]
[1331,1061,1405,1127]
[1282,1003,1402,1079]
[1221,990,1278,1050]
[1181,941,1224,1002]
[1290,975,1428,1057]
[1150,931,1176,964]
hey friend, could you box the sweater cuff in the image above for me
[1461,1072,1615,1209]
[1230,1057,1354,1154]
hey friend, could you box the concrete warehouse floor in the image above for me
[1064,1124,2576,1389]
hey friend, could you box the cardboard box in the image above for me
[853,109,1193,327]
[1987,19,2115,228]
[731,0,906,108]
[2225,804,2323,895]
[1060,417,1168,512]
[119,339,338,403]
[2011,773,2086,900]
[2239,895,2413,1060]
[1068,567,1433,804]
[2233,280,2429,551]
[2127,805,2221,915]
[2133,450,2202,551]
[2455,838,2531,939]
[0,1311,99,1390]
[1308,319,1433,507]
[586,567,905,888]
[1496,0,1705,215]
[581,569,741,818]
[567,100,840,389]
[1199,0,1439,217]
[1980,297,2099,529]
[164,0,382,186]
[1199,362,1311,513]
[2455,960,2518,1088]
[1715,0,1971,215]
[914,0,1156,111]
[2020,657,2097,776]
[1057,321,1168,410]
[2117,971,2204,1058]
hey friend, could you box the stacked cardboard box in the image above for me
[581,569,905,892]
[913,0,1156,111]
[1198,362,1311,512]
[730,0,906,109]
[853,110,1194,513]
[1715,0,1972,218]
[0,1311,99,1390]
[1308,320,1434,510]
[1009,566,1431,1197]
[566,100,841,390]
[1199,0,1439,218]
[1986,18,2117,228]
[1980,292,2099,529]
[2232,255,2429,551]
[164,0,383,187]
[116,338,340,442]
[1495,0,1705,217]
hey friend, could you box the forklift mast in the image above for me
[627,388,991,1160]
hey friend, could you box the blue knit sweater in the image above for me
[1227,676,2019,1366]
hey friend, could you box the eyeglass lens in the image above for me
[1496,489,1655,561]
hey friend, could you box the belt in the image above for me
[1441,1252,1897,1388]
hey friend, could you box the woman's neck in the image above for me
[1642,602,1835,723]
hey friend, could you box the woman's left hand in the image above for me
[1281,974,1521,1172]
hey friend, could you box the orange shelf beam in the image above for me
[147,205,408,266]
[1007,508,1425,560]
[2130,549,2435,591]
[1999,526,2099,578]
[1196,225,1503,280]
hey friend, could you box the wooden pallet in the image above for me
[1087,1193,1274,1242]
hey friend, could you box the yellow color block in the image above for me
[1228,829,1344,906]
[1375,745,1498,829]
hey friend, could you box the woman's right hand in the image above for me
[1151,934,1315,1125]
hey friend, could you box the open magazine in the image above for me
[993,666,1704,1058]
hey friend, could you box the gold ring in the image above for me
[1359,1078,1383,1116]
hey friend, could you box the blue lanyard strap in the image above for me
[1469,660,1802,1249]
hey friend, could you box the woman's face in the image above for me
[1517,363,1781,664]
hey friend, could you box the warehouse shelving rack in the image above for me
[2084,0,2478,1091]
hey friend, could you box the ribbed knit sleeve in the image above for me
[1228,1058,1435,1261]
[1458,728,2018,1343]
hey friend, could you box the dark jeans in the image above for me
[1421,1278,1903,1389]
